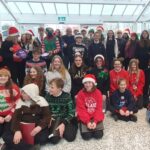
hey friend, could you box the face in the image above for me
[55,29,60,36]
[114,61,122,71]
[96,58,103,68]
[76,37,82,43]
[142,31,148,39]
[84,81,94,92]
[32,52,40,60]
[74,30,79,35]
[94,33,100,41]
[108,30,114,38]
[117,32,122,38]
[21,91,31,101]
[26,34,31,40]
[38,29,44,37]
[81,30,86,36]
[131,36,136,41]
[53,58,61,70]
[123,33,128,38]
[49,82,61,96]
[29,68,37,79]
[131,62,137,71]
[0,75,9,85]
[74,57,83,67]
[66,28,72,35]
[119,80,127,92]
[21,34,26,42]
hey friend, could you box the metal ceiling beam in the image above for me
[136,0,150,22]
[132,5,139,16]
[111,5,116,16]
[41,3,46,14]
[1,0,18,22]
[5,0,146,5]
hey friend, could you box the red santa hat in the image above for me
[96,25,104,32]
[26,30,34,36]
[130,32,137,37]
[82,74,97,85]
[8,26,19,36]
[123,28,130,35]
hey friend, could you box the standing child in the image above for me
[110,78,137,122]
[45,78,77,144]
[128,59,145,109]
[76,74,104,140]
[3,84,51,150]
[0,68,20,139]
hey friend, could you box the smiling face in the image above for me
[142,31,149,39]
[74,56,83,67]
[29,68,38,79]
[52,57,61,70]
[118,80,127,93]
[131,62,137,71]
[49,82,61,96]
[96,58,103,68]
[84,81,94,92]
[0,75,9,85]
[114,60,122,71]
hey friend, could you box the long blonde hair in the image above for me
[49,55,67,80]
[128,59,140,84]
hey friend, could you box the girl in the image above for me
[76,74,104,140]
[136,30,150,70]
[0,68,20,138]
[110,78,137,122]
[45,55,71,94]
[69,55,88,102]
[24,66,45,96]
[3,83,51,150]
[45,78,77,144]
[105,30,119,70]
[88,55,109,112]
[109,58,129,95]
[124,32,139,69]
[128,59,145,109]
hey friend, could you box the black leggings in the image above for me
[0,122,11,137]
[81,130,103,140]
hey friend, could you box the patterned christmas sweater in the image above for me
[0,84,20,117]
[45,92,75,125]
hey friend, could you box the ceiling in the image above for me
[1,0,150,24]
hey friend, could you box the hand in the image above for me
[13,131,22,144]
[91,122,97,129]
[0,116,4,124]
[64,43,67,48]
[133,85,137,91]
[30,126,42,136]
[119,109,125,116]
[125,110,130,116]
[9,47,13,52]
[130,111,133,115]
[56,123,65,138]
[4,115,12,122]
[87,122,92,129]
[49,51,53,56]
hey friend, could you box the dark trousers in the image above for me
[135,96,143,110]
[49,119,77,144]
[0,122,11,137]
[2,127,49,150]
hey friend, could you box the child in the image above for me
[88,55,109,112]
[3,84,51,150]
[110,78,137,122]
[0,68,20,138]
[25,48,47,74]
[24,66,45,96]
[45,78,77,144]
[128,59,145,109]
[76,74,104,140]
[109,58,129,95]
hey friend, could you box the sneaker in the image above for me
[113,114,118,121]
[130,115,137,122]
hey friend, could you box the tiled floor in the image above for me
[41,109,150,150]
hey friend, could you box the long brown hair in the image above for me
[49,55,68,80]
[24,66,45,94]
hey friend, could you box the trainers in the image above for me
[130,115,137,122]
[113,114,118,121]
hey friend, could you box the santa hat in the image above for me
[130,32,137,37]
[0,67,11,77]
[96,25,104,32]
[123,28,130,35]
[26,30,34,36]
[94,54,105,62]
[8,26,19,37]
[74,32,83,39]
[82,74,97,85]
[81,28,87,32]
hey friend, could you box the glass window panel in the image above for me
[43,3,56,14]
[113,5,126,15]
[133,6,143,15]
[0,2,9,14]
[123,5,137,15]
[80,4,91,15]
[68,4,79,15]
[91,4,103,15]
[56,3,67,14]
[102,5,115,15]
[29,3,44,14]
[16,2,32,14]
[143,6,150,15]
[7,2,20,14]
